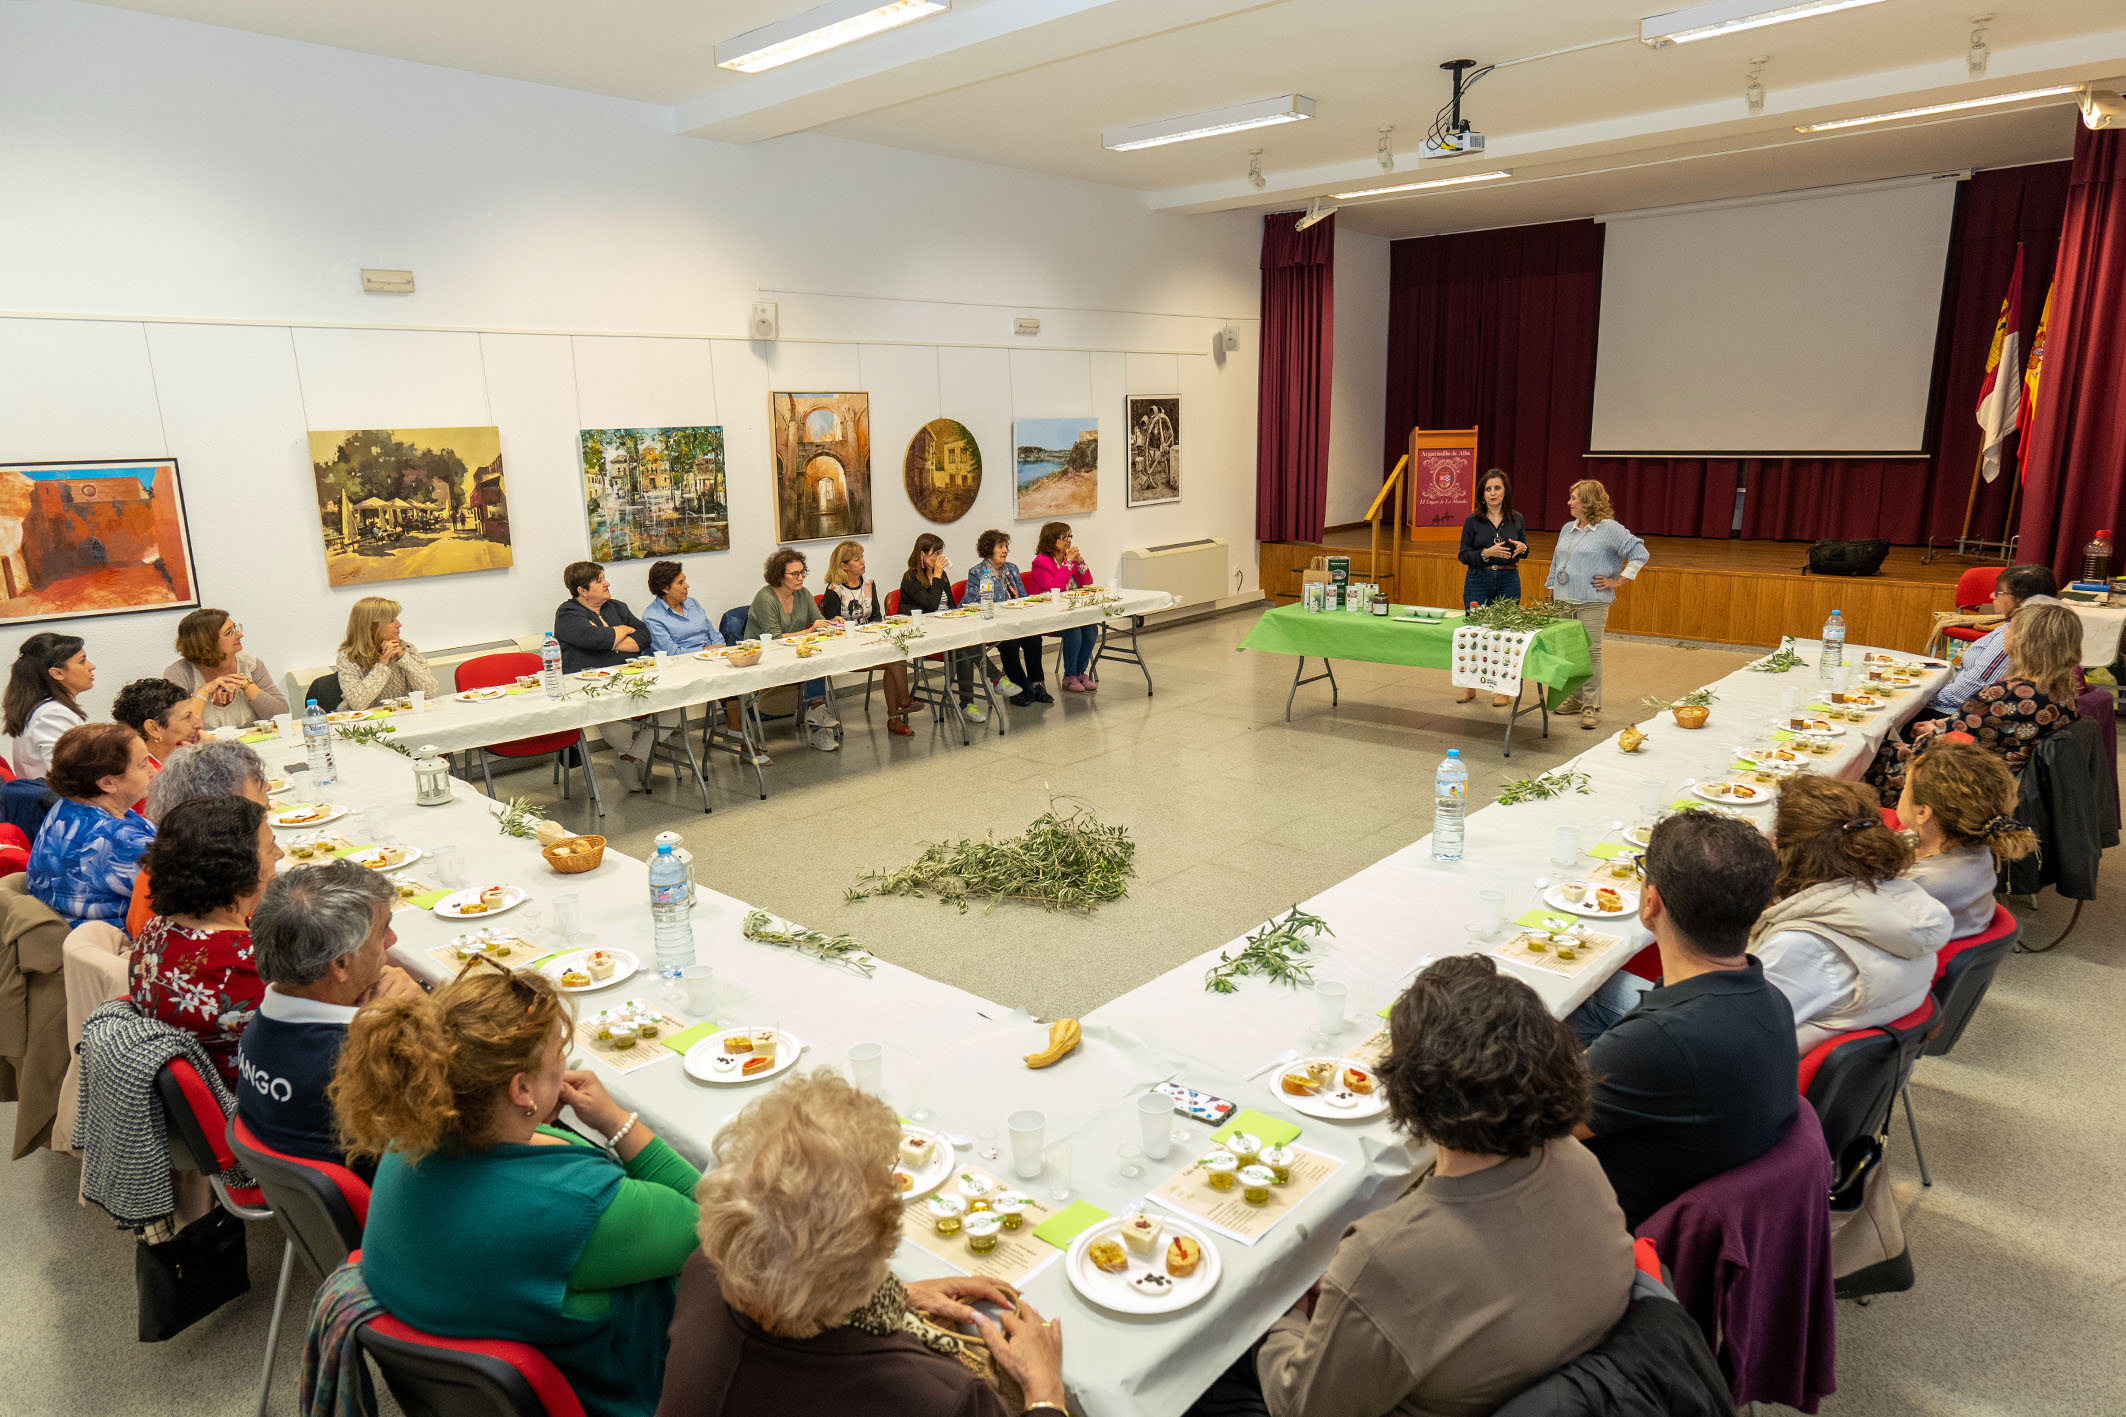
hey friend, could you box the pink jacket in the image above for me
[1025,553,1092,595]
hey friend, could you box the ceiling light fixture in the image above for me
[1746,58,1767,114]
[1247,149,1267,189]
[1967,14,1992,78]
[1332,169,1512,201]
[1793,83,2083,132]
[1640,0,1889,49]
[1377,126,1396,171]
[716,0,947,74]
[1103,95,1315,152]
[1294,197,1338,231]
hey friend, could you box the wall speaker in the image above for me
[750,301,779,340]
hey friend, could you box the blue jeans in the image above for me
[1060,624,1096,677]
[1460,566,1522,609]
[1566,969,1655,1047]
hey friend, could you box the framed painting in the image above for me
[0,458,199,626]
[1013,417,1098,519]
[308,427,513,587]
[579,426,729,561]
[1125,396,1180,507]
[770,393,872,543]
[903,418,983,524]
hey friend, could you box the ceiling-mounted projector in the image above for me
[2082,89,2126,129]
[1423,59,1487,159]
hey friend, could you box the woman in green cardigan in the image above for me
[331,960,699,1417]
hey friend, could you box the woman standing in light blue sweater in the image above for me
[1544,480,1648,731]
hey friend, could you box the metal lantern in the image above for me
[413,745,452,807]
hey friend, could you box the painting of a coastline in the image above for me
[579,426,728,561]
[1014,418,1098,519]
[309,427,512,587]
[0,458,198,626]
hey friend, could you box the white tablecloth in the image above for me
[2067,601,2126,668]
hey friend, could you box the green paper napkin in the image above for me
[1376,1002,1391,1019]
[662,1020,723,1055]
[1032,1201,1111,1250]
[1587,841,1636,861]
[239,729,277,744]
[1772,729,1798,741]
[329,843,374,860]
[408,889,453,910]
[522,952,565,972]
[1212,1109,1302,1149]
[1517,906,1584,930]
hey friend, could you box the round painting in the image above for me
[903,418,983,524]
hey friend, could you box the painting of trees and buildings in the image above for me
[579,426,728,561]
[308,427,513,586]
[902,418,983,524]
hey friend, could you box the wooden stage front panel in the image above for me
[1260,531,1965,653]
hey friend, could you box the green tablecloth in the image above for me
[1241,604,1594,710]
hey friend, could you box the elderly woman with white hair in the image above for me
[657,1070,1066,1417]
[129,739,272,938]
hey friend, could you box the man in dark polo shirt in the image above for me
[1574,811,1798,1228]
[237,860,421,1177]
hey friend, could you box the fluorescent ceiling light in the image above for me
[1104,95,1315,152]
[717,0,947,74]
[1333,170,1512,200]
[1794,84,2083,132]
[1640,0,1888,48]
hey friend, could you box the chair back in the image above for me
[1,777,58,840]
[228,1116,369,1278]
[456,652,540,692]
[719,606,751,645]
[0,751,13,782]
[885,588,900,617]
[1926,904,2019,1057]
[1952,566,2003,611]
[52,922,130,1155]
[951,578,967,604]
[358,1311,587,1417]
[305,673,345,714]
[153,1056,267,1211]
[1798,997,1935,1196]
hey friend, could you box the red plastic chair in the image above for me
[356,1289,587,1417]
[1942,567,2004,645]
[0,750,14,782]
[227,1117,369,1277]
[456,653,604,816]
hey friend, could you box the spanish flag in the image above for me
[1975,246,2023,484]
[2017,281,2053,480]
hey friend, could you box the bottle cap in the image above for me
[1447,749,1460,758]
[656,842,673,854]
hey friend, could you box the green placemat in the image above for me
[662,1020,722,1055]
[1032,1200,1111,1250]
[1212,1109,1302,1149]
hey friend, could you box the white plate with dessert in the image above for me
[432,885,527,920]
[682,1026,806,1085]
[1274,1057,1387,1121]
[891,1128,954,1203]
[447,929,536,962]
[264,775,293,795]
[541,947,638,992]
[270,802,347,829]
[1623,824,1655,849]
[455,686,509,702]
[1067,1211,1220,1316]
[1691,780,1770,806]
[1814,696,1885,713]
[345,844,424,871]
[325,709,389,724]
[1737,746,1804,767]
[1542,882,1638,918]
[576,668,617,682]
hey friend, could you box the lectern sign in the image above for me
[1407,427,1479,538]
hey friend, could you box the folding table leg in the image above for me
[578,741,607,817]
[1285,657,1337,722]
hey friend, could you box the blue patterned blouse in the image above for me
[27,797,157,932]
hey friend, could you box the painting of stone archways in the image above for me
[770,392,871,543]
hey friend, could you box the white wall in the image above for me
[0,2,1261,712]
[1325,227,1390,528]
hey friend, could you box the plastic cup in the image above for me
[1007,1109,1046,1181]
[1477,888,1507,939]
[845,1042,884,1096]
[1639,780,1662,821]
[1136,1091,1173,1163]
[273,713,294,741]
[408,690,426,713]
[679,963,715,1018]
[1553,825,1581,868]
[552,893,580,940]
[430,844,461,888]
[1313,978,1348,1038]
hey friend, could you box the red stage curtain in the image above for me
[1920,162,2072,545]
[1382,219,1603,531]
[1581,458,1740,538]
[2018,126,2126,577]
[1741,459,1930,542]
[1256,210,1336,543]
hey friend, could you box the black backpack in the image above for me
[1805,539,1890,577]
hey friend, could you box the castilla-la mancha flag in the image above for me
[2016,281,2054,480]
[1975,246,2024,483]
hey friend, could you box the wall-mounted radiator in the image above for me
[1120,538,1228,610]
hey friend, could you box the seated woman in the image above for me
[965,529,1048,707]
[164,607,289,731]
[112,678,203,770]
[898,533,982,723]
[129,739,273,940]
[1868,600,2081,806]
[1193,955,1633,1417]
[556,561,657,769]
[1026,521,1097,693]
[4,632,93,781]
[335,597,438,710]
[643,559,755,757]
[334,961,702,1417]
[659,1070,1057,1417]
[820,540,915,737]
[28,723,158,931]
[746,548,840,753]
[127,794,281,1083]
[1751,774,1952,1052]
[1897,737,2037,936]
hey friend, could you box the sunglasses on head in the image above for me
[453,952,543,1013]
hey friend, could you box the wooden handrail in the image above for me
[1362,455,1408,598]
[1364,455,1408,522]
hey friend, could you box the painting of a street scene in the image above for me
[770,393,871,543]
[1014,418,1098,520]
[308,427,513,587]
[579,426,728,561]
[1126,396,1180,507]
[903,418,983,524]
[0,458,198,627]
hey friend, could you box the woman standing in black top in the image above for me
[1455,469,1529,706]
[898,533,982,724]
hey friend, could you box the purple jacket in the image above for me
[1635,1104,1837,1413]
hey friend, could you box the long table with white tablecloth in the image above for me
[307,634,1941,1417]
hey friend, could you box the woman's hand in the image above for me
[380,639,405,664]
[558,1070,631,1138]
[238,674,262,699]
[1592,574,1624,591]
[1481,543,1508,561]
[973,1297,1066,1410]
[202,673,243,705]
[903,1276,1018,1326]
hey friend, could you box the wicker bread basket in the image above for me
[542,835,607,874]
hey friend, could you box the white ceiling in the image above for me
[91,0,2126,236]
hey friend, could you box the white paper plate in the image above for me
[692,648,728,660]
[1691,781,1771,806]
[576,668,616,681]
[892,1126,954,1203]
[325,709,387,723]
[540,947,640,993]
[264,776,293,795]
[1737,747,1805,768]
[455,686,508,702]
[269,803,347,829]
[345,844,424,871]
[432,885,527,920]
[1624,824,1654,848]
[1269,1057,1388,1121]
[1066,1216,1222,1315]
[1543,882,1639,919]
[1816,698,1886,713]
[683,1026,806,1085]
[1786,719,1847,736]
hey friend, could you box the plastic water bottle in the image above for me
[541,632,563,698]
[649,843,695,1000]
[979,579,996,620]
[1432,749,1467,862]
[1818,610,1846,684]
[2083,529,2114,583]
[300,699,337,787]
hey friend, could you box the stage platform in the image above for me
[1260,530,1970,655]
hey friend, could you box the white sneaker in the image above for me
[960,701,988,723]
[809,726,841,752]
[743,747,774,767]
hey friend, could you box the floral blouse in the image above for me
[26,797,156,932]
[1873,679,2075,805]
[129,916,264,1086]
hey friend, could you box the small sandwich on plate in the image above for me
[1342,1066,1375,1095]
[1119,1211,1165,1259]
[560,970,591,988]
[1087,1240,1129,1274]
[585,950,616,980]
[1166,1235,1202,1278]
[1280,1060,1335,1097]
[740,1055,774,1077]
[1595,887,1624,913]
[891,1170,914,1194]
[479,885,508,911]
[725,1033,755,1054]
